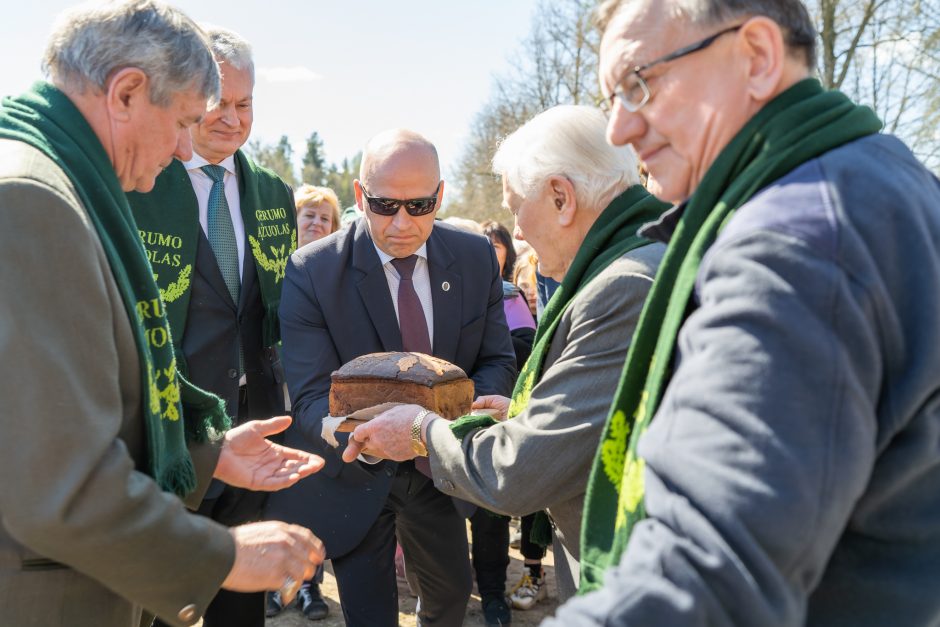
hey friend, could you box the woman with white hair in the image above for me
[340,104,669,601]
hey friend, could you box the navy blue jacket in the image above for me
[265,219,516,557]
[550,134,940,626]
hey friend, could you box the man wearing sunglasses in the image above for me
[543,0,940,626]
[266,129,516,626]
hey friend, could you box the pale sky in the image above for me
[0,0,541,183]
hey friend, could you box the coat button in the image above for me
[177,604,198,623]
[227,369,238,379]
[385,467,394,477]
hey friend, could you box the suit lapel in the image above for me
[352,225,402,351]
[196,228,237,311]
[427,228,461,362]
[237,231,255,313]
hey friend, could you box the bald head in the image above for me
[359,129,440,187]
[355,128,444,258]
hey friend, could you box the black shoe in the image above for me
[298,583,329,621]
[266,591,285,618]
[481,594,512,626]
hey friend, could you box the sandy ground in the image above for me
[266,519,559,626]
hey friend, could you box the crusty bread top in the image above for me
[331,352,468,387]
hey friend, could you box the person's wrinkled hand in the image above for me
[337,402,404,432]
[342,403,433,462]
[221,521,324,606]
[214,416,324,491]
[471,395,510,421]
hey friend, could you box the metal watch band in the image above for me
[411,408,432,455]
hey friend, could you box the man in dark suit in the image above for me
[128,27,296,627]
[265,129,517,626]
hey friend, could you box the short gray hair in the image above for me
[597,0,817,68]
[203,25,255,80]
[492,105,641,213]
[43,0,220,107]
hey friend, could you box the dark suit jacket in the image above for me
[265,219,516,558]
[182,229,285,425]
[176,177,288,513]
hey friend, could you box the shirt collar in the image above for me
[373,241,429,268]
[638,201,685,244]
[184,152,237,177]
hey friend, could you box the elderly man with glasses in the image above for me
[541,0,940,626]
[265,128,516,627]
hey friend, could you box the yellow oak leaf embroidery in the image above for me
[508,369,537,418]
[146,360,161,416]
[159,265,192,303]
[151,357,181,422]
[249,229,296,282]
[615,452,646,530]
[600,409,630,486]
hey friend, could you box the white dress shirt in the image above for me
[373,241,434,345]
[183,153,246,279]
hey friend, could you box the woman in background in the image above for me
[296,184,341,248]
[513,249,540,318]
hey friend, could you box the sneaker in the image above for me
[298,583,329,620]
[481,594,512,626]
[508,529,522,550]
[266,591,286,618]
[509,570,546,610]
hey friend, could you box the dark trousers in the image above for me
[470,509,510,598]
[520,513,547,561]
[331,461,472,627]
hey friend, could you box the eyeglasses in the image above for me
[600,23,743,115]
[359,181,442,216]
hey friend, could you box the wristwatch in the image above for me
[411,409,432,457]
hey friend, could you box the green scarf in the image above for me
[450,185,669,540]
[0,82,230,497]
[579,79,883,593]
[128,154,296,358]
[508,185,669,418]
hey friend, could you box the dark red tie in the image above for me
[391,255,434,476]
[391,255,432,354]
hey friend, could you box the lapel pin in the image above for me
[441,281,451,292]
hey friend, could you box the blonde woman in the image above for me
[295,184,341,247]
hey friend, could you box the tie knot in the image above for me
[391,255,419,279]
[201,164,226,183]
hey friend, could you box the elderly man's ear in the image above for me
[549,175,577,227]
[738,17,789,102]
[106,67,149,122]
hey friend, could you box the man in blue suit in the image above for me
[265,129,516,626]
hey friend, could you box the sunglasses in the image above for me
[360,181,442,216]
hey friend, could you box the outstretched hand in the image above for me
[214,416,324,491]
